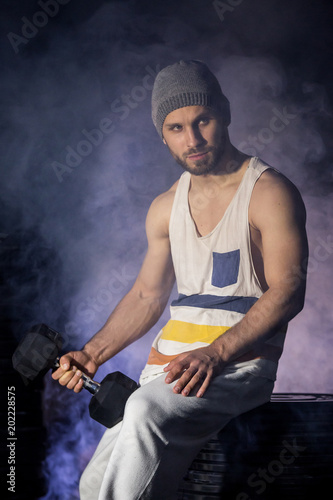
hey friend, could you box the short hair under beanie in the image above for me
[152,60,231,139]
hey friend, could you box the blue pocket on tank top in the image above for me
[212,249,240,288]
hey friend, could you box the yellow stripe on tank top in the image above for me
[160,320,230,344]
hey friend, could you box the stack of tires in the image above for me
[178,394,333,499]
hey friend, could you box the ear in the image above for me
[162,137,166,145]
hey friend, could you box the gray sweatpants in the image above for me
[79,359,276,500]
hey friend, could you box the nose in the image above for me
[185,126,206,149]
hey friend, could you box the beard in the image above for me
[168,135,226,176]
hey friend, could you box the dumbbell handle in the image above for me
[54,357,101,395]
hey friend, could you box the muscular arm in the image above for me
[164,170,308,397]
[52,190,175,391]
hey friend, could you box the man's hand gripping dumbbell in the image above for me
[12,324,138,427]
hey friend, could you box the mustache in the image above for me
[185,147,213,157]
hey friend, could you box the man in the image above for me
[52,60,308,499]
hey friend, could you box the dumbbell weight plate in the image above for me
[89,371,138,427]
[12,325,62,383]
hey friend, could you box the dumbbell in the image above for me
[12,323,138,428]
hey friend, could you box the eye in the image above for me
[198,117,210,126]
[170,124,183,132]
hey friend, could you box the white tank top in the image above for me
[139,157,285,385]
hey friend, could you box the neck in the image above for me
[190,145,251,190]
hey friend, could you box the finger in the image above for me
[59,354,71,371]
[65,366,84,390]
[172,367,198,394]
[52,364,85,393]
[164,360,188,384]
[69,371,84,393]
[51,355,73,380]
[73,377,84,393]
[175,369,204,396]
[195,373,212,398]
[164,353,188,373]
[57,370,76,387]
[57,364,82,387]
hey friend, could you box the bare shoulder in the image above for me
[146,179,179,238]
[250,168,306,230]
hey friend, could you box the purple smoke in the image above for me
[1,1,332,498]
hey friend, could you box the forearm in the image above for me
[83,286,168,367]
[213,284,305,363]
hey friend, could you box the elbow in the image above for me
[272,280,306,322]
[294,296,305,317]
[131,283,170,315]
[288,287,306,320]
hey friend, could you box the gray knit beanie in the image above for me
[152,60,230,139]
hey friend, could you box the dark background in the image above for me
[1,0,333,498]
